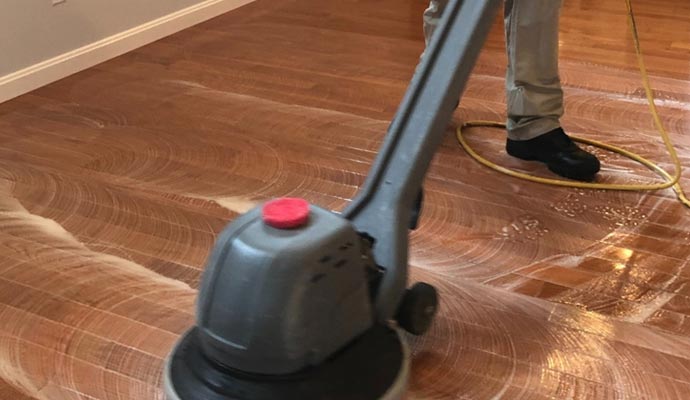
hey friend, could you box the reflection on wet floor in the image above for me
[1,0,690,398]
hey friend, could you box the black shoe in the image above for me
[506,127,600,181]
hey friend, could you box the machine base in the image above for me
[164,325,409,400]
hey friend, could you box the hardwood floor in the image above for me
[1,0,690,398]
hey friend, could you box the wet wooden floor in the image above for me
[1,0,690,398]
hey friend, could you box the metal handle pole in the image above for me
[344,0,502,321]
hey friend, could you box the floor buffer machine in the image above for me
[164,0,501,398]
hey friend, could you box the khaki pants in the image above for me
[423,0,564,140]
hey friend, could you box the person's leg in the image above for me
[503,0,600,180]
[425,0,565,132]
[423,0,449,47]
[503,0,563,140]
[422,0,599,180]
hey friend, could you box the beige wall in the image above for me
[0,0,208,77]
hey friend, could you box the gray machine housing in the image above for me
[196,205,374,375]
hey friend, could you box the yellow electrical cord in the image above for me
[456,0,689,208]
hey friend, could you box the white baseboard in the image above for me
[0,0,255,104]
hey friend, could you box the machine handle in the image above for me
[343,0,501,321]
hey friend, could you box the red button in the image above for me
[262,198,310,229]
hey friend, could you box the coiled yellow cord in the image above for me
[456,0,689,208]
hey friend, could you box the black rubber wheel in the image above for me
[396,282,438,335]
